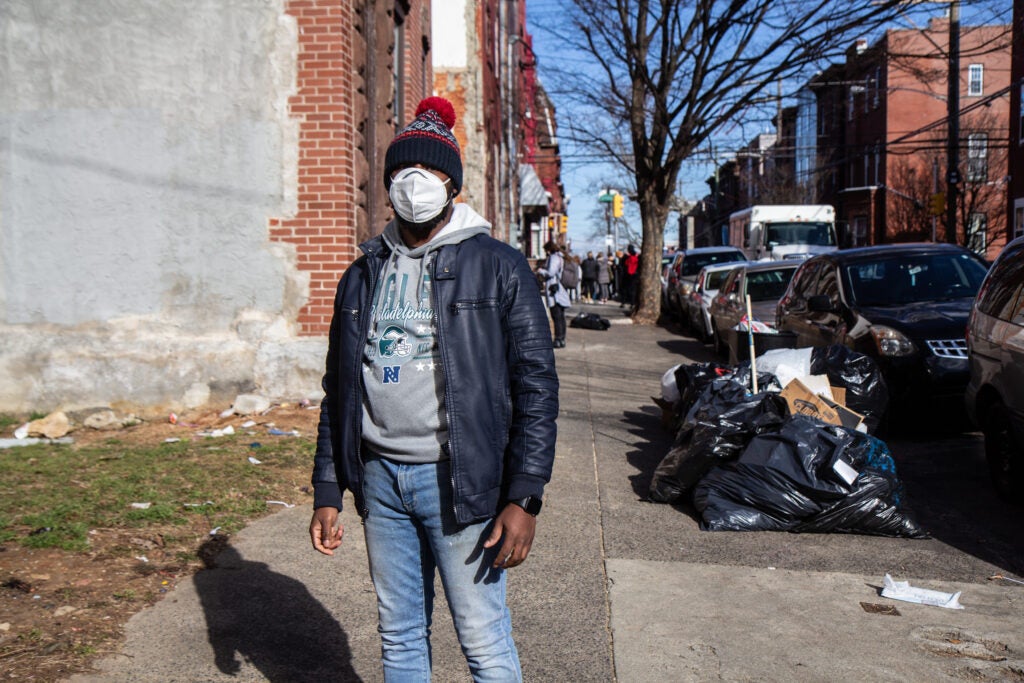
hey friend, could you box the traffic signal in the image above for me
[928,192,945,217]
[559,215,568,233]
[612,193,624,218]
[547,216,555,230]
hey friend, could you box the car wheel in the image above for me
[983,401,1024,505]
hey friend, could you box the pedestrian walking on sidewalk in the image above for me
[595,252,611,303]
[581,251,599,303]
[620,244,639,309]
[309,96,559,683]
[538,240,570,347]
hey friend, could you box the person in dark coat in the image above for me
[309,97,559,682]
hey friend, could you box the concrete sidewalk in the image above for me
[71,304,1024,682]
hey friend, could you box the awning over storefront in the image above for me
[519,164,549,208]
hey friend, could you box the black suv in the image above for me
[776,243,988,419]
[966,235,1024,503]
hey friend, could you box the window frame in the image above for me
[967,132,988,183]
[968,64,984,97]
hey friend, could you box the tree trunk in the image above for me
[631,197,669,325]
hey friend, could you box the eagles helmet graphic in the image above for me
[378,325,412,358]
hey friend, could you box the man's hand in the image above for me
[483,503,537,569]
[309,507,344,556]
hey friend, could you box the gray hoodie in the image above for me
[361,203,491,463]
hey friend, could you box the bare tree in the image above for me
[536,0,964,323]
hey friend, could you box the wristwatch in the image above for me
[508,496,543,516]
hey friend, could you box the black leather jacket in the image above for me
[312,233,559,524]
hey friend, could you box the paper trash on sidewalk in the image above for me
[881,574,963,609]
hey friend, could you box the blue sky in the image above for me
[523,0,1010,255]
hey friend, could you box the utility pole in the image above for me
[945,0,960,244]
[605,199,612,256]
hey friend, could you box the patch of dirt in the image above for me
[0,403,320,681]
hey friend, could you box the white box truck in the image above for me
[728,205,838,261]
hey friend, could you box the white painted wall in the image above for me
[0,1,324,413]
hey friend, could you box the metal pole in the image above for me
[932,157,939,242]
[605,193,612,256]
[945,0,960,244]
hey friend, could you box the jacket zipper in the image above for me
[431,253,460,520]
[353,252,379,518]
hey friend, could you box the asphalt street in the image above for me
[71,303,1024,682]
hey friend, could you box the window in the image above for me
[968,64,984,96]
[1020,87,1024,145]
[977,247,1024,321]
[873,142,880,185]
[872,67,881,109]
[848,89,854,121]
[852,216,869,247]
[817,264,840,305]
[967,213,987,256]
[967,133,988,182]
[790,261,822,300]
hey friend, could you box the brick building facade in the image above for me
[270,1,433,337]
[700,18,1013,260]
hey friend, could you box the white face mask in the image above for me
[389,167,452,223]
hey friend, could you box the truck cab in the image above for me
[729,205,838,261]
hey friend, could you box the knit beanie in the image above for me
[384,97,463,194]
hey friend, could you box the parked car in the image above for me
[682,261,745,342]
[665,246,745,319]
[660,251,677,309]
[966,236,1024,503]
[709,260,799,358]
[776,242,989,421]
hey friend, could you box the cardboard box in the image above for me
[780,378,843,426]
[779,378,864,429]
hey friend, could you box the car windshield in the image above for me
[745,268,796,301]
[764,222,835,247]
[845,252,989,306]
[682,251,744,276]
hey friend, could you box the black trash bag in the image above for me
[793,430,927,538]
[570,312,611,330]
[727,361,785,396]
[672,362,732,423]
[809,345,888,433]
[693,416,926,538]
[648,379,789,503]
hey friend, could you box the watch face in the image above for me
[521,497,542,515]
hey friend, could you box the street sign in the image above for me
[598,191,615,203]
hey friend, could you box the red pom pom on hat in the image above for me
[415,96,457,130]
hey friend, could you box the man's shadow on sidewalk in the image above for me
[194,536,362,682]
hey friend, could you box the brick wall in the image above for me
[271,0,358,336]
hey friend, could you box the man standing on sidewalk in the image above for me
[308,96,559,682]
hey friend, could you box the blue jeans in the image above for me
[362,456,521,682]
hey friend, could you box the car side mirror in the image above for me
[807,294,835,312]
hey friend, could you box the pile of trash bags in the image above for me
[649,345,927,538]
